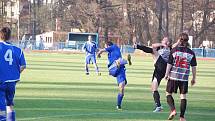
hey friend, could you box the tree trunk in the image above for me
[165,0,169,36]
[123,0,133,44]
[198,0,209,46]
[101,0,109,41]
[10,1,13,29]
[180,0,184,32]
[104,24,109,41]
[157,0,163,42]
[174,1,180,41]
[0,1,6,27]
[50,0,54,31]
[32,0,36,41]
[195,18,215,46]
[143,7,152,44]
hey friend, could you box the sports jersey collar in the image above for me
[178,45,186,48]
[0,41,12,45]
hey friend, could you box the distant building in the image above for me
[36,31,68,49]
[0,0,30,41]
[202,40,214,48]
[1,0,29,24]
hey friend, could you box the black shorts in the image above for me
[166,80,188,94]
[152,56,167,85]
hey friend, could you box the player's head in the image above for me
[88,35,92,42]
[161,37,171,47]
[0,27,11,41]
[105,41,113,48]
[179,33,189,47]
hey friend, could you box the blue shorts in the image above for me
[86,55,96,64]
[116,66,127,85]
[0,82,16,106]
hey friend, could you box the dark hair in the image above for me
[167,38,173,48]
[105,41,113,46]
[0,27,11,41]
[179,33,189,47]
[168,38,172,45]
[162,36,172,47]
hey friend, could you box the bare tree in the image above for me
[180,0,184,32]
[165,0,169,36]
[156,0,164,42]
[16,0,214,47]
[197,0,209,46]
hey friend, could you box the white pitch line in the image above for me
[18,111,215,121]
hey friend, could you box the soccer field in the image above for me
[16,52,215,121]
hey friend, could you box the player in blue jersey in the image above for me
[97,41,127,110]
[0,27,26,121]
[82,35,100,75]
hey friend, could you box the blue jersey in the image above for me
[105,44,122,65]
[0,42,26,83]
[82,41,97,56]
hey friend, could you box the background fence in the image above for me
[15,41,215,58]
[192,48,215,58]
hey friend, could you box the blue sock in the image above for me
[7,111,15,121]
[117,93,124,106]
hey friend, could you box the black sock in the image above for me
[180,99,187,118]
[137,45,153,53]
[127,54,132,65]
[167,95,175,111]
[153,91,161,107]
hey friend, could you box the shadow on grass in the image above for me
[19,81,215,92]
[15,98,215,121]
[27,67,156,76]
[15,99,164,120]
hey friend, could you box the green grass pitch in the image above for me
[16,52,215,121]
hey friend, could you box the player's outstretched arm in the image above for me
[133,36,153,54]
[134,44,153,54]
[97,49,106,58]
[152,43,165,48]
[19,51,26,73]
[191,66,196,86]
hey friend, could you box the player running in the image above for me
[97,41,127,110]
[82,35,100,75]
[165,33,197,121]
[134,37,178,112]
[0,27,26,121]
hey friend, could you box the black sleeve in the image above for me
[168,50,174,65]
[136,45,153,53]
[191,53,197,67]
[156,46,162,51]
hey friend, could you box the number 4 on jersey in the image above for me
[4,49,13,65]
